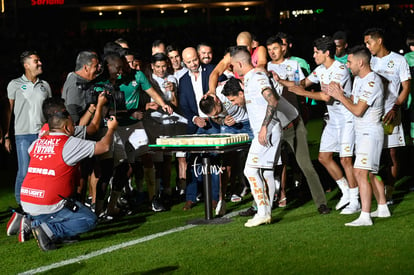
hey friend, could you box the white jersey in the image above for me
[244,69,279,135]
[267,59,305,81]
[173,67,188,84]
[352,72,384,132]
[216,81,249,123]
[308,60,354,127]
[370,51,411,113]
[151,73,178,102]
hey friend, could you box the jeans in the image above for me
[15,134,38,204]
[186,122,221,202]
[31,202,97,240]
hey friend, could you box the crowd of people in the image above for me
[2,8,414,251]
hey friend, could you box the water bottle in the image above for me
[294,69,300,85]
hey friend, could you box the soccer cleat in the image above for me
[244,214,271,227]
[230,194,242,203]
[335,195,350,210]
[345,217,373,227]
[18,215,32,243]
[239,206,257,217]
[340,202,361,215]
[6,212,23,236]
[32,226,57,251]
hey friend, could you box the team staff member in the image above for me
[4,50,52,206]
[21,97,118,251]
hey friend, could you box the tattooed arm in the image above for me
[259,87,279,146]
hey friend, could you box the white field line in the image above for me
[19,210,241,275]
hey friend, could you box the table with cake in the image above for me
[149,133,251,223]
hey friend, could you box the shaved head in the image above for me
[182,47,200,73]
[237,31,252,51]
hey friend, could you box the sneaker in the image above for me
[318,204,331,214]
[239,206,257,217]
[345,217,373,227]
[196,193,202,202]
[84,196,92,208]
[340,202,361,215]
[6,212,23,236]
[215,200,226,216]
[151,197,166,212]
[244,214,271,227]
[335,195,350,210]
[230,194,242,202]
[240,186,249,197]
[32,226,57,251]
[18,215,32,243]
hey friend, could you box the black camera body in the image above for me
[80,82,127,115]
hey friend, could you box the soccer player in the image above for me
[363,28,411,204]
[289,36,360,214]
[328,45,389,226]
[223,46,282,227]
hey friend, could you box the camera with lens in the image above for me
[79,81,127,116]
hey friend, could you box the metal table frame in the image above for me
[149,141,250,224]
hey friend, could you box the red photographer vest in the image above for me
[21,134,76,206]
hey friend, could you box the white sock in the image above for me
[349,187,359,204]
[336,177,349,192]
[378,204,389,212]
[360,211,370,220]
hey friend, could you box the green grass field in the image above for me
[1,118,414,274]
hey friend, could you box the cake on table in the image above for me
[155,133,250,146]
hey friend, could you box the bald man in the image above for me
[208,31,268,94]
[178,47,222,211]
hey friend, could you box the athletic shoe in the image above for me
[32,226,57,251]
[230,194,242,202]
[240,186,249,197]
[151,197,166,212]
[244,214,271,227]
[18,215,32,243]
[370,208,391,218]
[335,195,350,210]
[340,202,361,215]
[317,204,331,215]
[6,212,23,236]
[345,217,373,227]
[239,206,257,217]
[215,200,226,216]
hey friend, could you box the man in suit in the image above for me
[178,47,221,211]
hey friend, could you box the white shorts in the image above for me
[383,123,406,148]
[246,122,282,169]
[354,128,383,173]
[319,121,355,157]
[176,151,186,158]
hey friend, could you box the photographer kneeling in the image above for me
[20,97,118,251]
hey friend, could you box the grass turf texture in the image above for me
[1,118,414,274]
